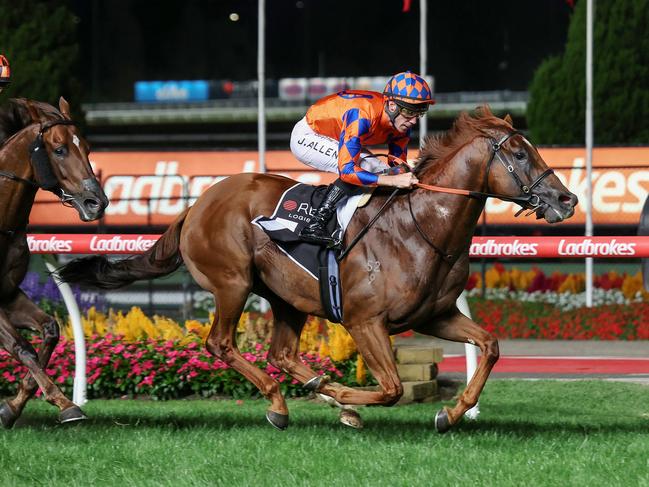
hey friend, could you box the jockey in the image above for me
[290,71,434,246]
[0,55,10,94]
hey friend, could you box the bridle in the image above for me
[414,130,554,213]
[28,119,78,196]
[0,119,77,191]
[483,131,554,216]
[339,133,556,262]
[408,130,554,260]
[0,119,78,236]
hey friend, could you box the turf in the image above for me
[1,380,648,487]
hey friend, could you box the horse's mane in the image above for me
[0,98,64,146]
[414,105,513,176]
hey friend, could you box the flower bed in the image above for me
[0,336,362,400]
[467,263,648,299]
[3,266,647,400]
[0,307,372,400]
[467,297,649,340]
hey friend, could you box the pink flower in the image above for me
[2,371,16,382]
[138,373,156,387]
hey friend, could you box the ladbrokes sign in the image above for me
[29,147,649,227]
[27,234,649,257]
[469,237,646,257]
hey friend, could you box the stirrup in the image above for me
[299,223,336,244]
[300,231,337,246]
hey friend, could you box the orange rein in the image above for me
[415,182,473,197]
[386,155,476,198]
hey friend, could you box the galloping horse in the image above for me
[0,98,108,428]
[58,107,577,432]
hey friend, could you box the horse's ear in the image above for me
[25,100,44,124]
[503,113,514,126]
[59,97,71,119]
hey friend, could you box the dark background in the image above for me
[70,0,573,102]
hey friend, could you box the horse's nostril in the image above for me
[559,195,573,204]
[85,199,101,211]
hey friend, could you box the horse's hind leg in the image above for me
[318,319,404,407]
[415,309,499,433]
[265,296,317,384]
[204,286,290,430]
[266,298,362,428]
[0,303,80,429]
[4,291,83,427]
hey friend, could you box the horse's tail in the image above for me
[57,208,190,289]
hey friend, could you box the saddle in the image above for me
[252,183,371,322]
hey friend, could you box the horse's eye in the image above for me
[54,146,67,157]
[515,151,526,161]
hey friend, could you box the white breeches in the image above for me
[290,117,389,174]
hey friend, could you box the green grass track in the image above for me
[1,380,648,487]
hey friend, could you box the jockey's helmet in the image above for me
[0,55,10,87]
[383,71,434,122]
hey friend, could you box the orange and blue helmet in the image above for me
[0,55,10,86]
[383,71,434,106]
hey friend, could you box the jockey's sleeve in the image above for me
[337,108,379,186]
[388,133,409,165]
[384,133,411,175]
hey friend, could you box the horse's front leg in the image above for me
[415,308,499,432]
[1,291,77,427]
[319,318,404,407]
[0,306,82,429]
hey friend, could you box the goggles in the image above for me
[396,102,428,119]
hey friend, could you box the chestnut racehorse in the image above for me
[0,98,108,428]
[58,107,577,432]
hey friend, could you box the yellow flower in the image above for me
[185,319,210,341]
[622,272,644,300]
[485,267,501,288]
[355,354,367,385]
[237,312,250,333]
[114,307,156,340]
[318,338,330,358]
[299,316,321,353]
[326,323,356,362]
[152,316,185,341]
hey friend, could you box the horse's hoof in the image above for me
[266,410,289,430]
[0,402,18,429]
[59,406,87,424]
[434,408,452,434]
[339,408,363,429]
[304,374,330,392]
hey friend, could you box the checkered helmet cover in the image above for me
[0,55,10,84]
[383,71,433,104]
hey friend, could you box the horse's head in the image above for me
[483,114,577,223]
[25,98,108,221]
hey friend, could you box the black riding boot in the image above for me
[300,184,346,246]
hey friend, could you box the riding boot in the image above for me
[300,184,346,246]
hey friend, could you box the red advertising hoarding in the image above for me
[30,147,649,228]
